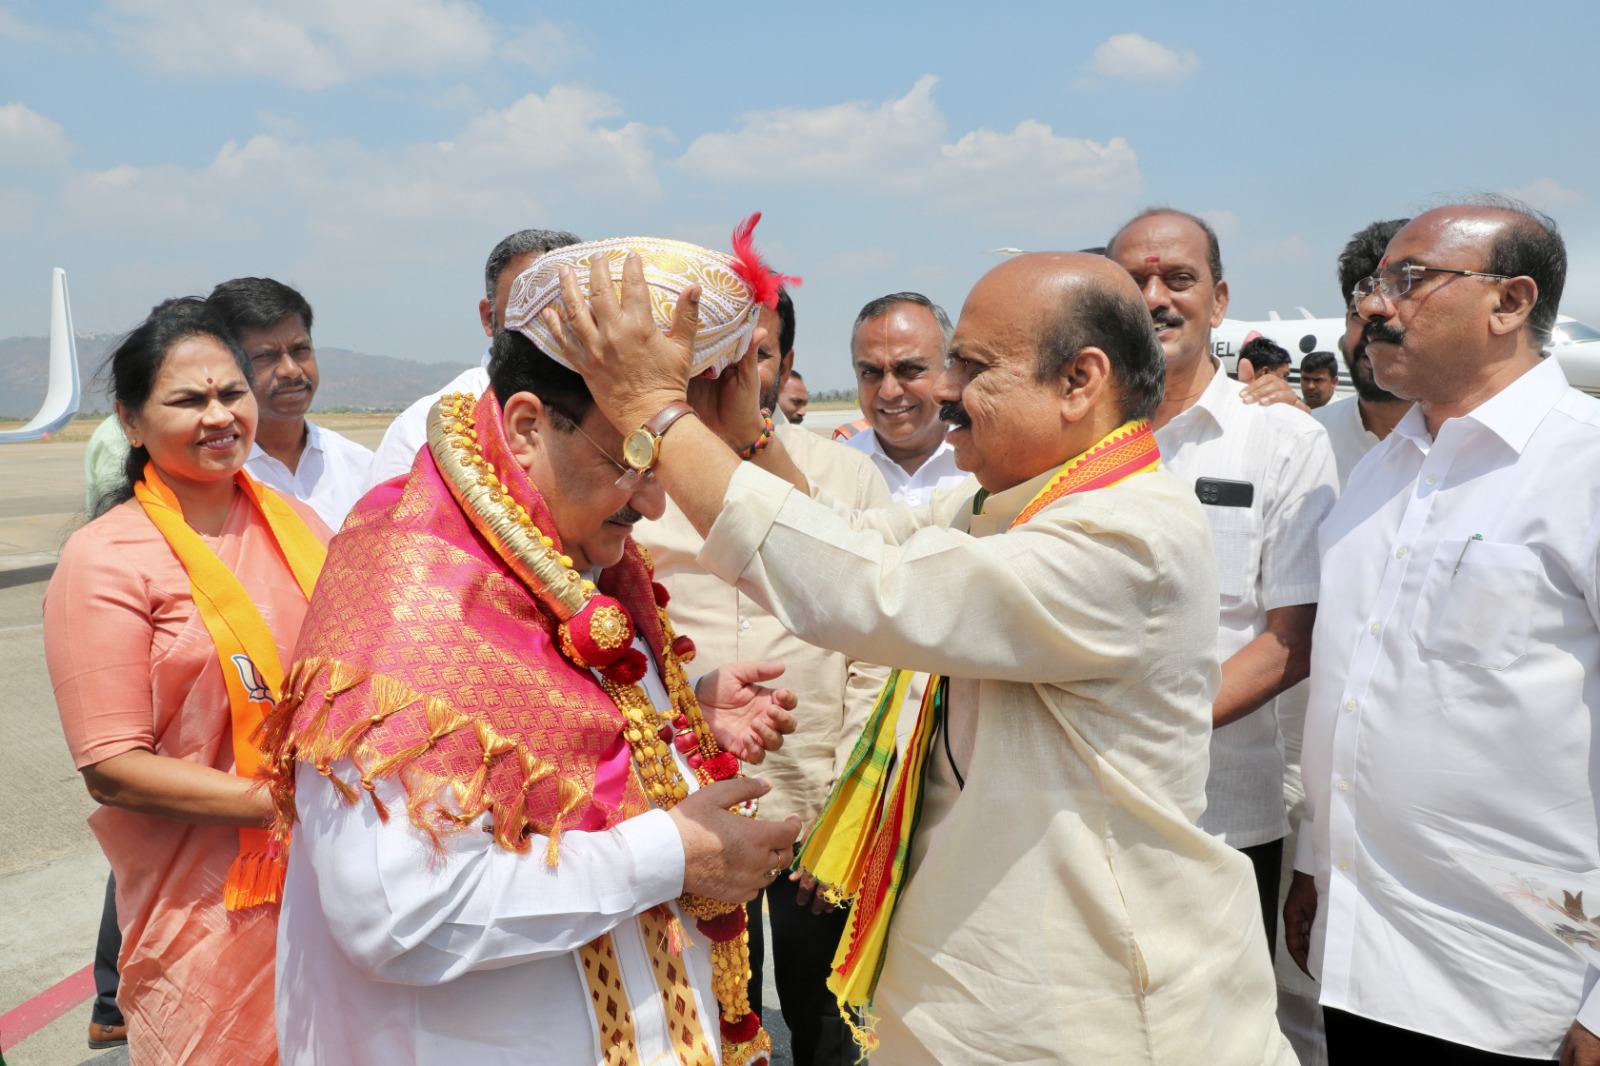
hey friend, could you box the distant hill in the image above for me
[0,334,475,416]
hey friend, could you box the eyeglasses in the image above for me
[1352,262,1513,304]
[567,418,654,492]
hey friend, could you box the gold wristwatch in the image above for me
[622,402,695,472]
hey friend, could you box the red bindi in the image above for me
[206,377,213,384]
[1144,256,1161,264]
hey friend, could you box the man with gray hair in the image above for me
[837,292,973,504]
[1287,198,1600,1064]
[368,227,579,485]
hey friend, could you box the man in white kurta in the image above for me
[558,249,1294,1065]
[270,326,804,1065]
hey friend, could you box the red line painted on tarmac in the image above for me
[0,963,94,1052]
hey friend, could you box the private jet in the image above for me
[1213,310,1600,398]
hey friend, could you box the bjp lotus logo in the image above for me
[231,655,273,705]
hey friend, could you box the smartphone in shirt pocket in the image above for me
[1196,479,1258,601]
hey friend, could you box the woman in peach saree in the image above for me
[45,298,329,1065]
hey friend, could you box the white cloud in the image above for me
[1503,177,1586,212]
[1090,33,1199,83]
[0,102,70,166]
[678,76,1142,234]
[680,75,946,184]
[100,0,569,89]
[59,84,662,244]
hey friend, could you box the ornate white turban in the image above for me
[502,214,799,378]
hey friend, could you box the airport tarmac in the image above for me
[0,410,864,1064]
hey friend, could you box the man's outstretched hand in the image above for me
[695,661,797,764]
[670,777,802,903]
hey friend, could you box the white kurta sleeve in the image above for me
[293,764,685,985]
[698,463,1173,684]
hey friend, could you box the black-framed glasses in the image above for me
[568,418,654,492]
[1352,262,1513,304]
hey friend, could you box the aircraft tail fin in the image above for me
[0,268,81,444]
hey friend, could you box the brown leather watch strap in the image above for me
[643,401,695,440]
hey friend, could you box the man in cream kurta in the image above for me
[557,249,1294,1065]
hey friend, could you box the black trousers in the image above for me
[1325,1008,1559,1064]
[746,875,856,1065]
[92,872,124,1027]
[1240,836,1283,958]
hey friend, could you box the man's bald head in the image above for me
[938,253,1165,491]
[989,252,1167,421]
[1410,198,1565,341]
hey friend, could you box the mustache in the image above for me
[1151,309,1185,331]
[607,506,646,526]
[938,401,971,429]
[271,378,313,394]
[1363,321,1404,346]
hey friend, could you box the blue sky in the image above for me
[2,1,1596,392]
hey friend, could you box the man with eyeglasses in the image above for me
[1286,197,1600,1065]
[266,238,808,1065]
[1106,208,1339,964]
[1312,220,1416,490]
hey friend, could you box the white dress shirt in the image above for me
[276,640,722,1066]
[369,354,491,488]
[1154,362,1339,846]
[839,426,973,505]
[1298,357,1600,1058]
[244,420,374,530]
[1312,394,1383,492]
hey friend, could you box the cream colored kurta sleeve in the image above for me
[700,463,1159,684]
[634,426,896,830]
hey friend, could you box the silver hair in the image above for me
[849,292,954,349]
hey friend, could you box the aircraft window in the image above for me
[1553,321,1600,344]
[1299,335,1316,353]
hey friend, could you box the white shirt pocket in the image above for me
[1410,540,1542,670]
[1203,505,1259,602]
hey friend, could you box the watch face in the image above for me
[622,428,656,471]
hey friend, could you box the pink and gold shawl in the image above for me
[266,390,670,857]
